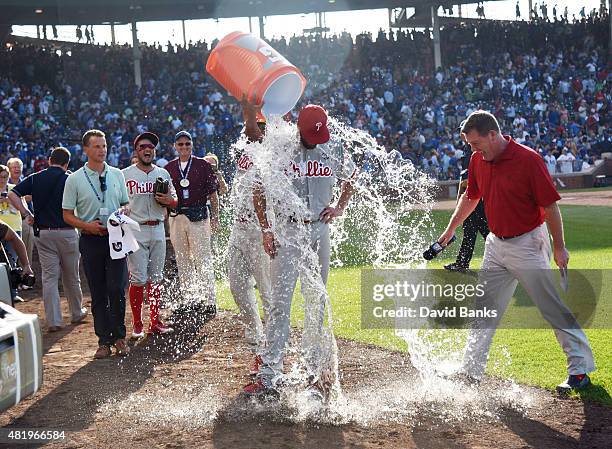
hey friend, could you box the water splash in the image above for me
[146,113,529,426]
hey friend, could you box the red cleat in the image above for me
[148,322,174,335]
[243,378,279,399]
[250,355,263,377]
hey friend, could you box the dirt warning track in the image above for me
[1,296,610,449]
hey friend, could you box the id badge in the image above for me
[100,207,109,216]
[182,190,190,199]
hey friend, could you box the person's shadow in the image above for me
[1,312,210,448]
[211,394,354,449]
[499,385,612,449]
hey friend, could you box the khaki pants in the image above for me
[35,229,84,327]
[463,223,595,378]
[21,219,34,266]
[169,214,215,306]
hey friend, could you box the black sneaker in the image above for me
[556,374,591,394]
[444,263,469,272]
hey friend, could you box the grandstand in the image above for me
[0,1,610,196]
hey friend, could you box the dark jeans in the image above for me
[456,201,489,267]
[79,234,127,346]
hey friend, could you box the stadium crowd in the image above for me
[0,14,610,182]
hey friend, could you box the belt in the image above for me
[496,232,526,240]
[140,220,161,226]
[289,216,318,225]
[80,230,108,236]
[37,226,74,231]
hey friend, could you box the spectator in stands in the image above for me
[0,14,608,182]
[544,149,557,175]
[557,148,575,173]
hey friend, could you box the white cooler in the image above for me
[0,302,43,411]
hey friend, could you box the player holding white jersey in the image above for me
[123,132,178,337]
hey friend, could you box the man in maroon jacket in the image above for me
[165,130,219,320]
[438,110,595,393]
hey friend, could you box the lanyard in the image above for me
[179,156,192,181]
[83,169,105,204]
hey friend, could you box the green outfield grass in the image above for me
[217,204,612,405]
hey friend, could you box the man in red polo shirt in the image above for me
[438,110,595,393]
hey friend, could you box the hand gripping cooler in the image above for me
[0,301,43,412]
[206,31,307,116]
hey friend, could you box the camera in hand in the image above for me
[423,235,456,260]
[9,267,36,289]
[153,177,169,195]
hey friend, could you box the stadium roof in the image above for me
[1,0,502,26]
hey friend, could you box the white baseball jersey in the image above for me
[231,141,260,226]
[288,141,357,221]
[122,164,176,223]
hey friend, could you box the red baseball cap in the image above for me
[298,105,330,145]
[134,131,159,148]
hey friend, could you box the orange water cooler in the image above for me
[206,31,307,116]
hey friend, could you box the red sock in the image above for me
[128,284,145,332]
[147,283,163,327]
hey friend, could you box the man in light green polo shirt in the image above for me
[62,129,131,359]
[62,159,128,227]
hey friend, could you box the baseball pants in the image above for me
[35,229,84,327]
[259,221,330,380]
[463,223,595,378]
[127,224,166,286]
[228,222,272,354]
[169,214,215,306]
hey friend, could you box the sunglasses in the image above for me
[99,176,107,192]
[176,141,192,147]
[137,143,156,150]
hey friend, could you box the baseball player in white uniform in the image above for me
[228,119,273,374]
[242,103,357,397]
[123,132,178,337]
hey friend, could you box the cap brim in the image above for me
[303,126,330,145]
[135,132,159,147]
[174,132,192,142]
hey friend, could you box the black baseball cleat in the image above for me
[444,263,469,272]
[444,372,481,387]
[202,304,217,321]
[556,374,591,394]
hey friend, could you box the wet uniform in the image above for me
[122,164,176,334]
[228,142,272,354]
[259,140,357,380]
[122,164,175,285]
